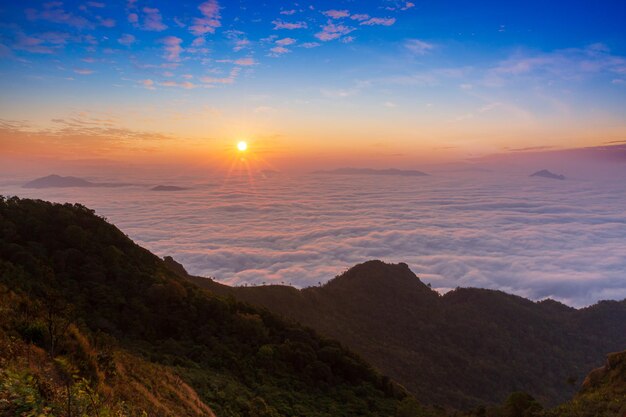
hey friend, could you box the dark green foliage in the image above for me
[186,259,626,408]
[502,392,543,417]
[0,196,408,416]
[547,350,626,417]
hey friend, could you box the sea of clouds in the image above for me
[3,171,626,307]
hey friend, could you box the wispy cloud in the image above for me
[140,79,155,90]
[13,32,69,54]
[159,80,196,89]
[190,0,221,36]
[485,44,626,87]
[234,57,256,66]
[201,67,240,85]
[161,36,183,62]
[322,10,350,19]
[360,17,396,26]
[315,21,355,41]
[272,20,307,30]
[276,38,296,46]
[141,7,167,31]
[118,33,135,46]
[350,14,370,21]
[25,2,92,29]
[405,39,435,55]
[74,68,95,75]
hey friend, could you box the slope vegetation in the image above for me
[181,259,626,408]
[0,196,408,416]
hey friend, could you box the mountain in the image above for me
[23,174,131,188]
[178,259,626,409]
[530,170,565,180]
[151,185,190,191]
[548,350,626,417]
[0,196,410,417]
[459,350,626,417]
[314,167,429,177]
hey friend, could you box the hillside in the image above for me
[0,196,410,416]
[550,350,626,417]
[179,259,626,408]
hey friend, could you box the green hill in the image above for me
[179,259,626,408]
[0,196,410,416]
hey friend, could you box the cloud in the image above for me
[97,17,115,27]
[200,67,240,85]
[270,46,290,56]
[190,0,221,36]
[25,3,92,29]
[13,32,69,54]
[280,10,297,16]
[234,57,256,66]
[225,30,250,51]
[350,14,370,21]
[276,38,296,46]
[272,20,307,30]
[315,21,355,41]
[484,44,626,87]
[118,33,135,46]
[161,36,183,62]
[0,114,173,157]
[141,7,167,31]
[322,10,350,19]
[140,79,155,89]
[74,68,94,75]
[301,42,320,49]
[405,39,435,55]
[159,80,196,89]
[360,17,396,26]
[43,170,619,308]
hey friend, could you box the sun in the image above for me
[237,141,248,152]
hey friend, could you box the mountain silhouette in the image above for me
[178,259,626,408]
[314,167,429,177]
[23,174,131,188]
[151,185,190,191]
[530,169,565,180]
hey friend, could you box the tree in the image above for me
[503,392,543,417]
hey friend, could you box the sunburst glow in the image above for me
[237,141,248,152]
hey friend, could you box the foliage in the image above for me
[186,258,626,408]
[0,196,408,416]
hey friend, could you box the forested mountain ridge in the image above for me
[1,195,624,417]
[0,196,410,417]
[178,258,626,408]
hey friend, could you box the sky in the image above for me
[1,1,626,307]
[1,0,626,169]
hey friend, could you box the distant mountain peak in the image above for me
[151,185,190,191]
[322,260,436,298]
[23,174,94,188]
[23,174,131,188]
[530,169,565,180]
[314,167,429,177]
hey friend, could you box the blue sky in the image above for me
[0,0,625,166]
